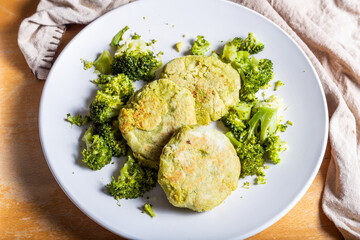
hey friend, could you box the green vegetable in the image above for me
[111,26,130,47]
[240,32,264,54]
[81,125,112,170]
[191,35,211,55]
[222,37,244,63]
[248,107,278,143]
[277,123,288,132]
[89,91,124,124]
[93,50,113,74]
[92,74,134,101]
[227,132,265,178]
[224,98,287,178]
[243,181,251,189]
[95,120,128,157]
[221,34,273,101]
[66,113,89,127]
[256,167,265,176]
[132,33,141,40]
[81,59,93,70]
[237,58,274,102]
[107,151,157,199]
[274,80,284,91]
[255,176,266,185]
[175,42,183,52]
[89,73,133,124]
[222,102,252,139]
[264,135,288,164]
[111,37,161,81]
[143,203,156,217]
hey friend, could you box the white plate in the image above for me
[39,0,328,239]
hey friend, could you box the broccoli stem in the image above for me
[111,26,130,47]
[93,50,112,74]
[248,107,278,142]
[225,132,241,148]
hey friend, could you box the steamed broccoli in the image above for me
[111,36,161,81]
[240,32,264,54]
[92,74,134,101]
[222,37,244,63]
[95,120,127,157]
[226,132,265,178]
[111,26,130,47]
[107,151,157,199]
[66,113,89,127]
[237,58,274,102]
[264,135,288,164]
[247,106,278,143]
[93,50,113,74]
[255,176,267,185]
[89,91,124,124]
[142,203,156,218]
[222,102,252,139]
[274,80,285,91]
[191,35,211,55]
[221,34,273,101]
[81,125,112,170]
[224,98,287,178]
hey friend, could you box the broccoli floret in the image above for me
[81,59,94,70]
[240,32,264,54]
[231,37,244,48]
[66,113,89,127]
[92,74,134,101]
[111,37,161,81]
[224,101,283,178]
[264,135,288,164]
[142,203,156,218]
[256,167,266,176]
[226,132,265,178]
[248,106,278,143]
[95,120,127,157]
[107,151,157,199]
[222,37,245,63]
[81,125,112,170]
[191,35,211,55]
[89,91,124,124]
[277,123,288,132]
[111,26,130,47]
[221,35,272,101]
[238,58,274,102]
[222,102,252,139]
[93,50,113,74]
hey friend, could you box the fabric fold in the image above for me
[18,0,130,79]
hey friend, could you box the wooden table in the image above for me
[0,0,344,239]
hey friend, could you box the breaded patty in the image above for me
[158,125,240,212]
[162,55,240,125]
[118,79,197,169]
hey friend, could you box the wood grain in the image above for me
[0,0,343,239]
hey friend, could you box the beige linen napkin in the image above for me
[18,0,131,80]
[18,0,360,239]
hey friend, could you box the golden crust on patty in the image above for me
[162,55,240,124]
[119,79,197,169]
[158,125,240,212]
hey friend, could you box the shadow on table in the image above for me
[3,1,124,239]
